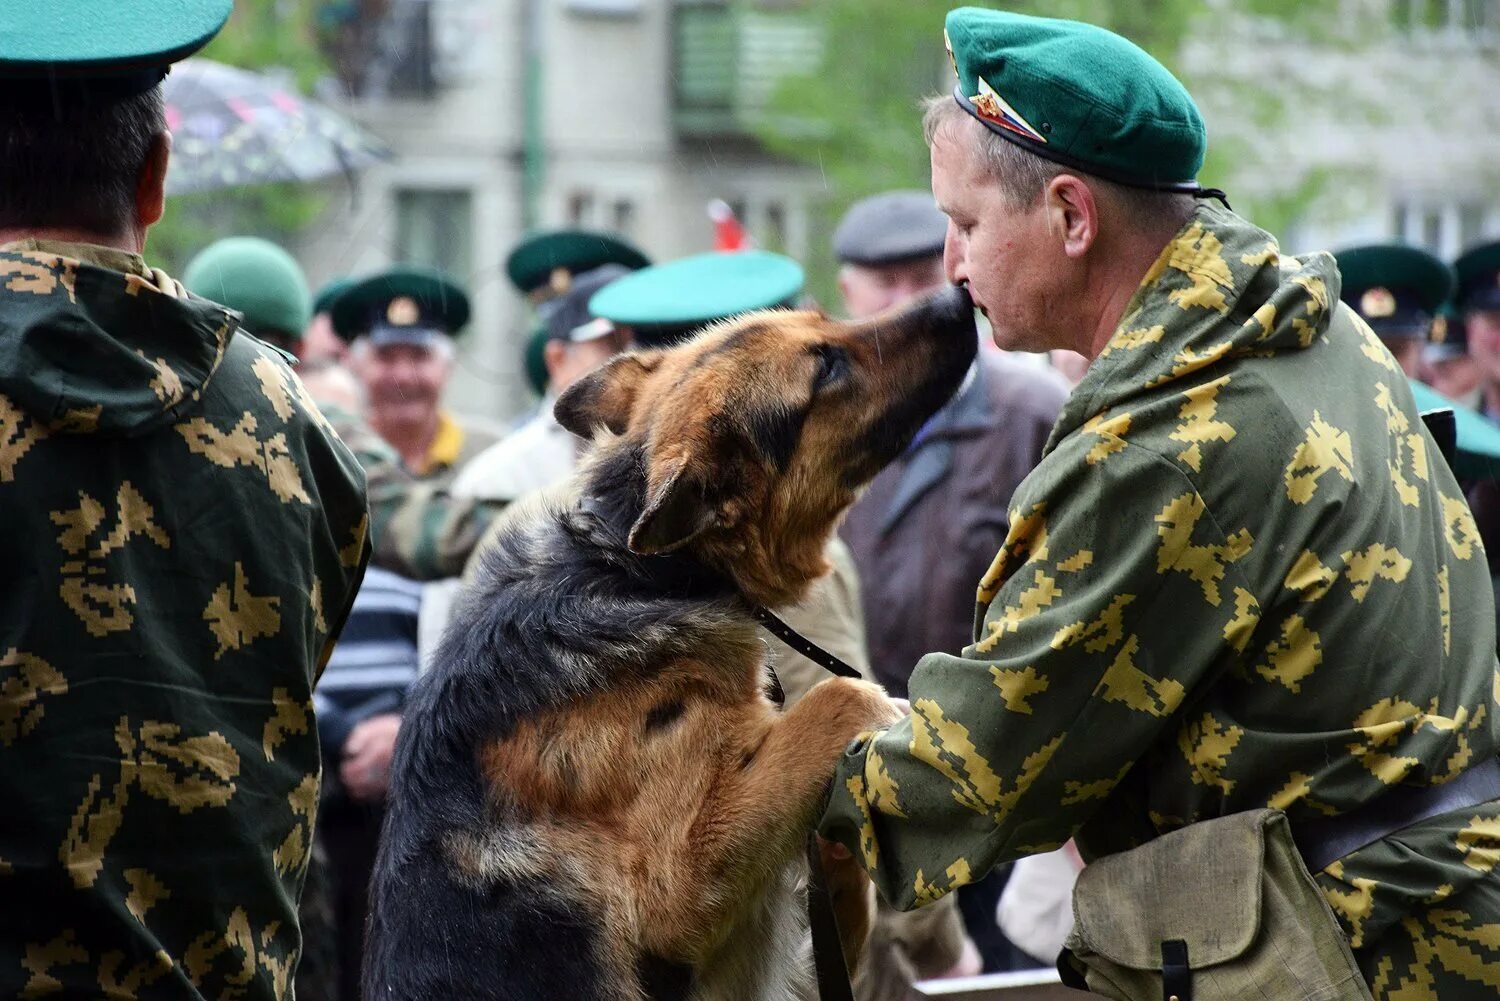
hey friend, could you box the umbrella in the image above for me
[1409,379,1500,481]
[163,59,389,195]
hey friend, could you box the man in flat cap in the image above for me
[0,3,370,998]
[820,9,1500,997]
[833,190,1065,976]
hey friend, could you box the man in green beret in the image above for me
[1332,243,1455,378]
[505,229,651,409]
[0,4,370,999]
[183,236,313,351]
[303,275,357,368]
[335,268,504,486]
[819,9,1500,997]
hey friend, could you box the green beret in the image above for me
[589,250,804,349]
[1455,241,1500,313]
[506,230,650,303]
[331,267,471,345]
[523,326,550,397]
[0,0,230,98]
[183,237,312,344]
[1333,244,1455,342]
[943,7,1206,192]
[312,276,358,317]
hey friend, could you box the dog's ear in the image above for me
[628,453,717,555]
[555,354,658,440]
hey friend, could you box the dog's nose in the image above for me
[917,283,977,340]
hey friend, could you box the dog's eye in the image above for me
[813,346,848,390]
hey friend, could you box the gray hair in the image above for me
[921,95,1194,232]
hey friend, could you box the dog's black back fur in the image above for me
[364,443,750,1001]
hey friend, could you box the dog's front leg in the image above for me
[686,678,901,966]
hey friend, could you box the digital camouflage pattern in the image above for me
[319,404,505,581]
[0,241,368,1000]
[820,202,1500,998]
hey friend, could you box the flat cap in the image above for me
[331,267,471,346]
[833,191,948,266]
[1333,244,1455,342]
[1456,241,1500,313]
[505,230,650,304]
[0,0,231,98]
[944,7,1206,192]
[589,251,804,349]
[184,237,312,344]
[1424,305,1469,363]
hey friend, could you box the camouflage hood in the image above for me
[1048,201,1341,452]
[0,240,239,437]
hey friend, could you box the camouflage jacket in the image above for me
[0,241,369,1000]
[820,203,1500,953]
[320,405,505,580]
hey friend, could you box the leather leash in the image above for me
[753,603,863,1001]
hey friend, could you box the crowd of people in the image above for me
[7,3,1500,1000]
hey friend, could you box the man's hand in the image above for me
[340,713,401,803]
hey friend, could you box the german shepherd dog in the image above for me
[365,286,978,1000]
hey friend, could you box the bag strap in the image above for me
[805,834,856,1001]
[1160,939,1191,1001]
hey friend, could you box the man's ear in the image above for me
[1045,173,1099,259]
[134,132,172,247]
[554,353,657,440]
[627,453,718,555]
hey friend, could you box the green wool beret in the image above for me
[312,276,358,317]
[944,7,1207,191]
[1455,241,1500,313]
[184,237,312,344]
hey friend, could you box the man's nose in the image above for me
[943,223,966,287]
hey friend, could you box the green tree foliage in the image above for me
[150,0,334,273]
[754,0,1341,305]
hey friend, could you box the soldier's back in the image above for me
[0,243,368,1000]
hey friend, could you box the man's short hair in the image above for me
[0,85,167,235]
[922,95,1194,231]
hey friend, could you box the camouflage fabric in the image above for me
[320,404,505,581]
[0,241,369,1000]
[820,203,1500,995]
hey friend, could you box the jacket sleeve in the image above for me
[820,434,1256,910]
[324,405,508,581]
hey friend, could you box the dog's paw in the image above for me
[805,677,904,736]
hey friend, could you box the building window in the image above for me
[567,191,595,227]
[395,188,473,279]
[763,201,787,253]
[612,199,636,237]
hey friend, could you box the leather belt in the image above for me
[1294,755,1500,873]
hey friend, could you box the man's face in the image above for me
[547,334,623,394]
[1467,310,1500,385]
[838,256,947,319]
[1428,354,1481,402]
[931,122,1061,353]
[356,341,453,427]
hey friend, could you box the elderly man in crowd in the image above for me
[821,10,1500,998]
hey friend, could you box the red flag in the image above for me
[708,199,752,252]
